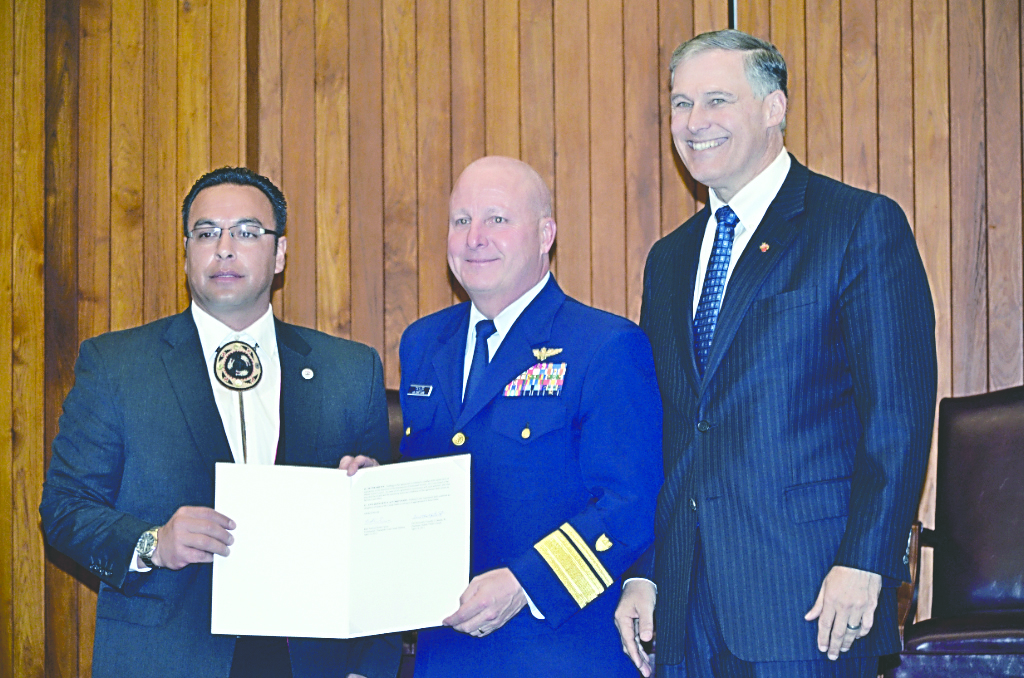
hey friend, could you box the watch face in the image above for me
[137,530,157,557]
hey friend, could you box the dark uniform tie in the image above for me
[464,319,497,408]
[693,205,738,377]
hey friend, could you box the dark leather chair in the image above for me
[386,387,404,461]
[884,385,1024,677]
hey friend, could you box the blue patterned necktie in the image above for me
[693,206,738,377]
[464,319,497,409]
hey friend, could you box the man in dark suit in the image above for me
[40,167,401,678]
[398,156,664,677]
[614,30,937,678]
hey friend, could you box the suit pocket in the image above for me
[752,285,818,314]
[783,476,851,523]
[492,398,567,444]
[399,397,438,456]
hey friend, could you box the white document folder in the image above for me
[211,454,471,638]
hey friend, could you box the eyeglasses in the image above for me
[186,224,282,245]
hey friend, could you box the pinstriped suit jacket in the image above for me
[639,158,937,664]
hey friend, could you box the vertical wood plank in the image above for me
[348,0,385,357]
[79,0,111,343]
[177,0,212,312]
[949,0,987,397]
[14,0,47,675]
[415,0,451,318]
[660,0,696,236]
[912,0,951,621]
[143,0,178,323]
[257,0,282,186]
[519,0,554,196]
[876,0,915,220]
[589,0,626,315]
[804,0,841,179]
[211,0,246,167]
[76,0,112,667]
[111,0,145,333]
[737,0,771,39]
[0,0,14,671]
[382,0,418,387]
[315,0,350,337]
[985,0,1024,390]
[484,0,520,157]
[280,0,316,326]
[553,0,591,302]
[624,0,661,322]
[451,0,485,179]
[694,0,729,33]
[44,1,80,675]
[840,0,877,191]
[770,0,805,163]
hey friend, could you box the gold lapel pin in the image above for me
[532,347,563,361]
[759,242,770,253]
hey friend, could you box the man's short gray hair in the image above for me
[670,30,788,130]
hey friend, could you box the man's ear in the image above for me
[765,90,787,128]
[539,218,556,255]
[275,236,287,274]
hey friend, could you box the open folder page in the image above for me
[211,454,471,638]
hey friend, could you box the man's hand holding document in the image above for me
[211,455,471,638]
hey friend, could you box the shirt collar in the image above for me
[709,148,791,233]
[191,302,278,361]
[468,271,551,339]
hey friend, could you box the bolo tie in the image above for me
[213,340,262,463]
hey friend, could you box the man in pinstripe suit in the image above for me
[614,30,937,678]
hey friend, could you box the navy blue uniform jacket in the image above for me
[39,311,401,678]
[399,277,664,677]
[637,158,937,664]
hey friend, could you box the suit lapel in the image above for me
[276,319,317,466]
[700,159,808,388]
[455,277,565,428]
[162,311,233,477]
[431,308,471,424]
[671,210,708,396]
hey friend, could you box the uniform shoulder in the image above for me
[558,297,642,336]
[401,302,469,340]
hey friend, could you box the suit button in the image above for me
[521,426,531,439]
[696,420,710,432]
[452,432,466,446]
[690,498,697,511]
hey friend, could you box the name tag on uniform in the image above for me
[407,384,433,397]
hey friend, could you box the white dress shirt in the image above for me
[131,303,282,571]
[462,271,551,397]
[462,271,551,618]
[692,148,791,316]
[192,303,281,466]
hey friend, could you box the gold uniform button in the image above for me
[405,427,411,436]
[452,432,466,446]
[521,426,531,439]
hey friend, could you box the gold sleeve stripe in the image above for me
[559,523,614,588]
[534,530,605,608]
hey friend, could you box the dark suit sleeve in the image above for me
[507,327,664,627]
[39,339,151,589]
[356,347,391,466]
[833,195,937,581]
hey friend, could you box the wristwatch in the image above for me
[136,527,160,568]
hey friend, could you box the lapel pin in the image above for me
[301,368,314,380]
[759,242,770,252]
[532,347,563,361]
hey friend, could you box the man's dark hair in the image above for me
[181,167,287,237]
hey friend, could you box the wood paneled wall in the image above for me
[2,0,1021,676]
